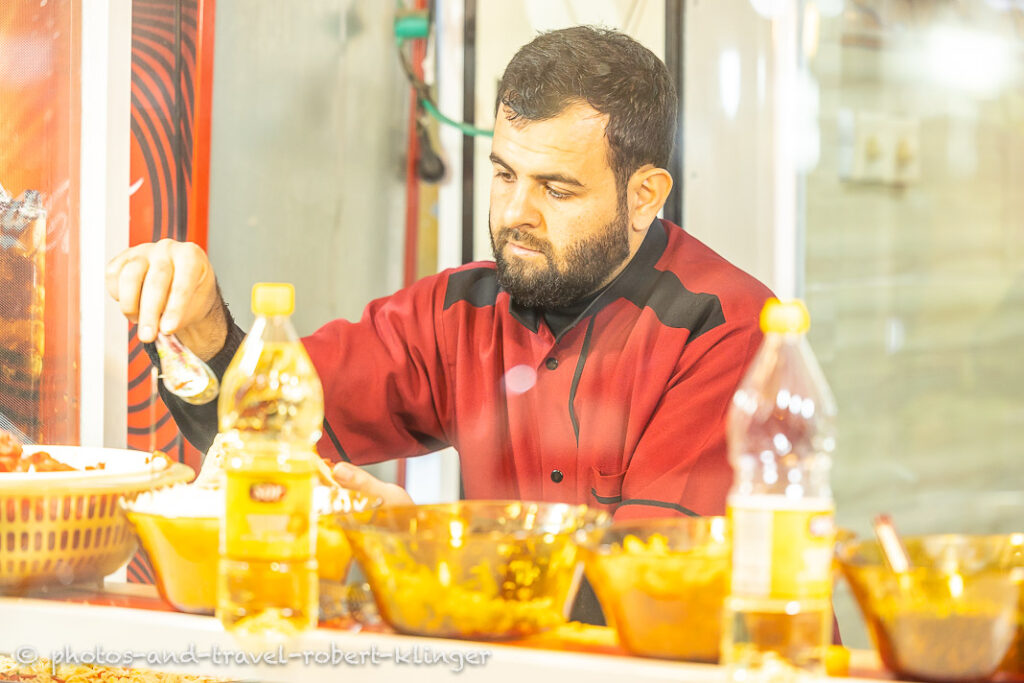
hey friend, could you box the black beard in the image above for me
[490,207,630,310]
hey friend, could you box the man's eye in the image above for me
[546,186,570,200]
[494,170,514,182]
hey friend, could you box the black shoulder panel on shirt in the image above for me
[443,267,499,310]
[630,270,726,336]
[601,224,726,338]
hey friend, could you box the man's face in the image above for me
[488,103,633,310]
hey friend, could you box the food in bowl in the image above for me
[0,429,171,473]
[580,516,729,662]
[1,446,93,472]
[337,501,609,640]
[0,441,193,591]
[837,533,1024,682]
[123,484,379,615]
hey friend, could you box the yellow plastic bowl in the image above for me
[337,500,609,640]
[580,516,729,662]
[837,533,1024,682]
[123,487,380,615]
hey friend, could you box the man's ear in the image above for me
[628,166,674,231]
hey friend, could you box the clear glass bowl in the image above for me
[579,516,730,662]
[338,500,610,640]
[836,533,1024,682]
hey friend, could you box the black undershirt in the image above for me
[542,282,611,340]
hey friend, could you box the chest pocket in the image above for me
[589,465,626,512]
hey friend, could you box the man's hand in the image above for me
[332,462,414,507]
[105,239,227,360]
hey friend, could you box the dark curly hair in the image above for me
[496,26,676,193]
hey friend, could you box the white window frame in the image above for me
[80,0,131,448]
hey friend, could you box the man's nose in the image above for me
[501,183,541,229]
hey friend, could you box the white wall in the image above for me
[205,0,412,487]
[683,0,793,295]
[207,0,408,336]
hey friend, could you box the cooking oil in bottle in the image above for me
[722,298,837,682]
[217,282,324,639]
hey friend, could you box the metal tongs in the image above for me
[154,332,220,404]
[873,513,915,594]
[873,513,911,574]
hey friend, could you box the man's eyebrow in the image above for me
[489,152,584,188]
[532,172,584,188]
[489,152,512,170]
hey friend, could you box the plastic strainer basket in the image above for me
[0,446,194,590]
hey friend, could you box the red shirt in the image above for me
[304,219,772,519]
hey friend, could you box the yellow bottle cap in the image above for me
[252,282,295,316]
[760,297,810,334]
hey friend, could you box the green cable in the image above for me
[394,13,430,40]
[420,98,493,138]
[395,24,494,138]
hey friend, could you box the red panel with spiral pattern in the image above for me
[126,0,216,585]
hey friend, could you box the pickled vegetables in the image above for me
[582,521,730,662]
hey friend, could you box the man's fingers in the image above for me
[116,257,150,324]
[332,462,374,491]
[161,249,208,333]
[136,256,174,342]
[331,462,414,507]
[105,250,133,301]
[106,240,218,344]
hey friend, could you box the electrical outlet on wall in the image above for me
[888,116,921,184]
[851,111,892,183]
[838,109,920,186]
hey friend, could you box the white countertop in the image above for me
[0,590,882,682]
[0,595,721,682]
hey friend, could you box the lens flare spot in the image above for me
[504,365,537,395]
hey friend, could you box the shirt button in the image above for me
[545,357,558,370]
[550,469,564,483]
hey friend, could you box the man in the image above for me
[106,26,772,519]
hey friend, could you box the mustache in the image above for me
[496,227,551,254]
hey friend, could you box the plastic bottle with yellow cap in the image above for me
[216,283,324,639]
[722,298,838,681]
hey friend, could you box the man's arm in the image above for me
[614,319,763,520]
[108,239,451,495]
[147,277,454,464]
[301,272,453,465]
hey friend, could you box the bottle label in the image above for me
[728,495,835,601]
[224,469,315,561]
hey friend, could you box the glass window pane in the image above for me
[804,0,1024,646]
[0,2,81,445]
